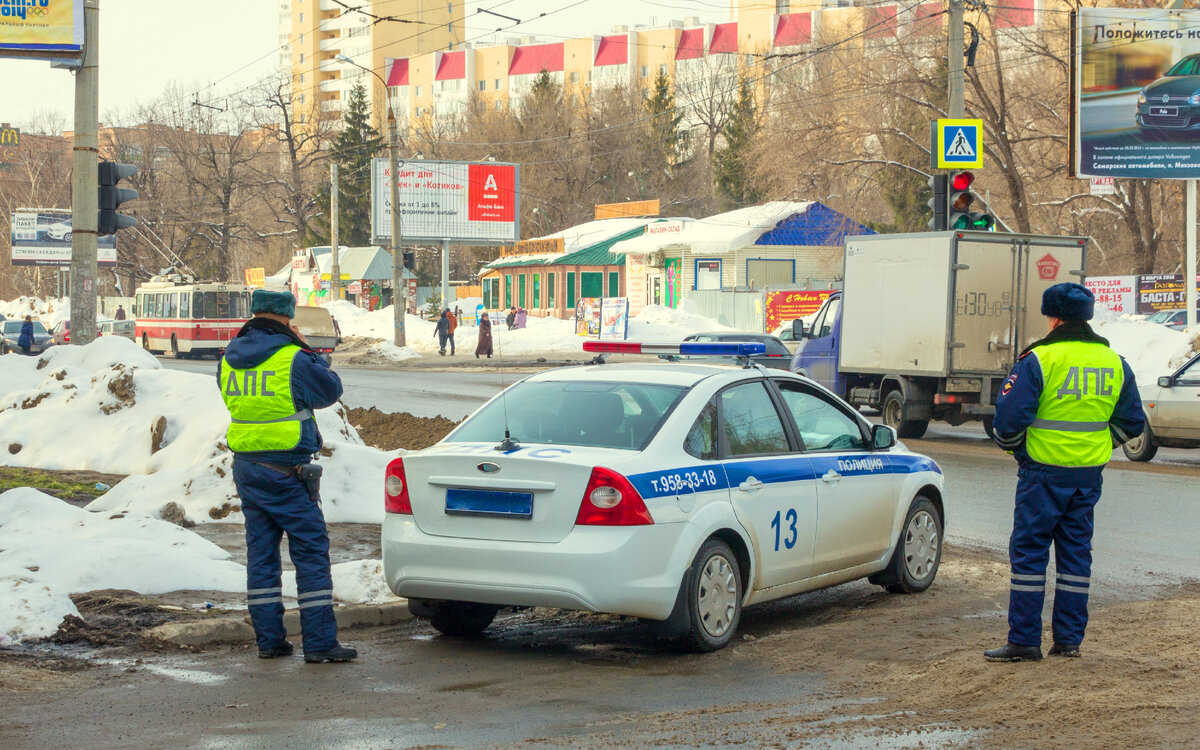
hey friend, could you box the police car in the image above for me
[382,341,945,651]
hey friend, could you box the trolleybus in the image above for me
[134,275,252,358]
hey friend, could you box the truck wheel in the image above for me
[882,390,929,439]
[428,601,500,637]
[879,495,942,594]
[1121,424,1158,462]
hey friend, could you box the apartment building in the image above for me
[278,0,464,125]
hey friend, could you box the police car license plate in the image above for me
[445,488,533,518]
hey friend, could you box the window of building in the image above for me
[777,0,790,11]
[659,63,668,76]
[299,12,303,22]
[569,71,578,83]
[299,52,304,63]
[299,94,305,104]
[299,73,305,83]
[479,79,486,91]
[494,78,501,89]
[415,85,422,97]
[640,65,648,78]
[495,99,503,111]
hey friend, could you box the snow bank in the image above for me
[1,336,396,525]
[0,296,70,328]
[282,559,400,605]
[1095,319,1198,385]
[0,488,244,642]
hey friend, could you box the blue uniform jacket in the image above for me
[993,321,1145,487]
[217,317,343,465]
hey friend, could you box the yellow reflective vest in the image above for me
[219,344,311,453]
[1024,340,1123,468]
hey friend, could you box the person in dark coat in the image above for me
[506,307,516,331]
[217,289,356,664]
[18,315,34,354]
[475,312,493,359]
[434,308,451,355]
[114,305,126,321]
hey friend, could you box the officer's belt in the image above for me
[1030,418,1108,432]
[241,459,301,477]
[229,408,313,425]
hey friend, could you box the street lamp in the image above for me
[627,170,646,200]
[335,53,405,347]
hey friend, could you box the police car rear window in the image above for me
[449,381,687,450]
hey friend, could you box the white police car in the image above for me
[382,341,945,651]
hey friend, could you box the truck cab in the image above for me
[791,292,845,396]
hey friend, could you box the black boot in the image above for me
[258,641,294,659]
[1048,642,1081,657]
[984,642,1042,662]
[304,644,358,663]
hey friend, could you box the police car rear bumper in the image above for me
[382,515,698,620]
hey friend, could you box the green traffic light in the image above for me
[951,213,994,230]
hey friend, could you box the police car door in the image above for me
[771,379,895,576]
[717,380,817,588]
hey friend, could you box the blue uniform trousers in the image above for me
[1008,479,1099,647]
[233,460,338,654]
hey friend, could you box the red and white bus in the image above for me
[134,276,252,358]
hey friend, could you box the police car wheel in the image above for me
[428,601,500,637]
[680,539,742,652]
[882,496,941,595]
[1121,424,1158,462]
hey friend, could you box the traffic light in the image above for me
[946,170,995,231]
[403,250,415,270]
[926,173,948,231]
[98,161,138,235]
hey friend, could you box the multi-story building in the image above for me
[279,0,464,125]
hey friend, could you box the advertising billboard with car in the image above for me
[1074,8,1200,179]
[10,209,116,266]
[371,159,519,244]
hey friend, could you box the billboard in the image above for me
[765,290,833,332]
[10,209,115,266]
[1073,8,1200,179]
[371,159,519,244]
[0,0,83,61]
[599,297,630,340]
[1136,273,1200,314]
[1083,275,1136,315]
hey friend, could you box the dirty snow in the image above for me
[283,559,400,605]
[0,296,70,329]
[0,488,244,642]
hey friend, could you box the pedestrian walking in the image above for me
[435,308,451,355]
[985,283,1144,663]
[506,307,516,331]
[218,289,357,664]
[114,305,126,321]
[18,315,34,354]
[446,308,458,355]
[475,312,493,358]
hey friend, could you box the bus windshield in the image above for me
[193,291,251,319]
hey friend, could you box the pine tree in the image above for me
[713,78,762,209]
[305,83,383,247]
[643,71,686,174]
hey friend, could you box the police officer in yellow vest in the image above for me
[985,283,1144,662]
[219,289,356,663]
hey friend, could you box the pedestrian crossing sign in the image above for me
[935,118,983,169]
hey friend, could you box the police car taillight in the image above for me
[384,457,412,514]
[576,467,653,526]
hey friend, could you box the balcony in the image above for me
[318,34,341,54]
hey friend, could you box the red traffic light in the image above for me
[950,171,974,191]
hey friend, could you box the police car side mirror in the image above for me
[1158,376,1174,388]
[791,318,806,340]
[872,424,897,450]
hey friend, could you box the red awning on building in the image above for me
[595,35,627,66]
[866,6,897,38]
[510,42,564,75]
[709,22,738,54]
[773,13,811,47]
[676,28,704,60]
[386,58,409,86]
[435,50,465,80]
[996,0,1034,28]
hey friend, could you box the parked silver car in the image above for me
[1123,353,1200,461]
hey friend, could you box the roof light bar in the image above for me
[582,341,767,356]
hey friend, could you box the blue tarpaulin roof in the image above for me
[754,202,876,246]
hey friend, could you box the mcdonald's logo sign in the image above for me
[0,127,19,147]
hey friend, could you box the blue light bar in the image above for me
[582,341,767,356]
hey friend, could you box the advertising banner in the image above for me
[765,289,833,332]
[10,209,115,266]
[1084,275,1136,315]
[1074,8,1200,179]
[575,297,599,336]
[599,297,630,340]
[0,0,83,61]
[1136,273,1200,314]
[243,268,265,288]
[625,255,647,316]
[371,159,519,244]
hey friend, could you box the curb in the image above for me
[146,600,413,647]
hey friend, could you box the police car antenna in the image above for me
[493,317,519,452]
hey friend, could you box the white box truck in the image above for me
[790,231,1088,438]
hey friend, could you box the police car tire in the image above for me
[1121,424,1158,462]
[428,601,500,637]
[882,496,942,595]
[883,390,928,440]
[679,539,743,652]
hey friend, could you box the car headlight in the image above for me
[1138,89,1147,106]
[1190,91,1200,106]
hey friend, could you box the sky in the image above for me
[2,0,732,132]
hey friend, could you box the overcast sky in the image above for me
[3,0,729,132]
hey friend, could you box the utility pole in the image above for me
[441,238,450,313]
[69,0,99,346]
[330,162,341,302]
[388,109,406,346]
[948,0,965,118]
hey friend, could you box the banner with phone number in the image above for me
[765,290,832,332]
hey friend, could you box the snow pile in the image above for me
[1094,319,1197,385]
[0,488,244,642]
[0,296,69,328]
[283,559,400,605]
[629,301,738,340]
[0,336,395,525]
